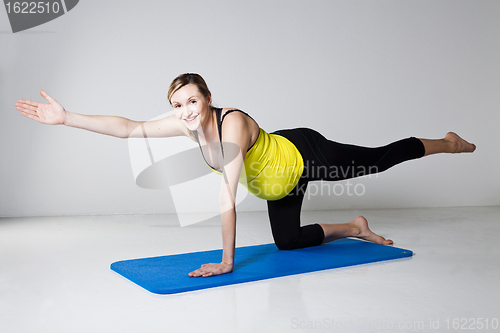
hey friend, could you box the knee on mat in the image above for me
[274,238,300,251]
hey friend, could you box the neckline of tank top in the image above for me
[194,108,260,173]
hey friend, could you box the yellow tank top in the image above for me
[201,109,304,201]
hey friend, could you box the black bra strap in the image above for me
[215,107,223,145]
[215,107,257,155]
[221,109,254,124]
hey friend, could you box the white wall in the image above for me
[1,0,498,217]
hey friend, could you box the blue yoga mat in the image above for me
[111,239,412,294]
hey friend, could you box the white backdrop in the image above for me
[1,0,498,217]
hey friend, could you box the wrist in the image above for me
[222,260,234,268]
[62,110,70,126]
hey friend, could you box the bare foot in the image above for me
[350,216,393,246]
[444,132,476,153]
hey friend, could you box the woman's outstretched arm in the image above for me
[15,90,188,139]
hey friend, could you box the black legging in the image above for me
[267,128,426,250]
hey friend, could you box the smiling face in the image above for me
[170,83,213,132]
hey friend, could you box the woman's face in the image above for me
[171,83,212,132]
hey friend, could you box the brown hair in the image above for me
[167,73,212,106]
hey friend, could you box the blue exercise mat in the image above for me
[111,239,412,294]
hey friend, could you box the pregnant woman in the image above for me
[15,73,476,277]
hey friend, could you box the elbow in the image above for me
[115,131,128,139]
[123,119,142,139]
[121,120,133,139]
[218,196,235,214]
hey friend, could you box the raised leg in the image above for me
[419,132,476,156]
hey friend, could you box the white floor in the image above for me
[1,206,499,333]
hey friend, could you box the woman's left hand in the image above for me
[188,262,233,277]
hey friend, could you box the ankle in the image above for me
[348,221,362,237]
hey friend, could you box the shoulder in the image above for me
[221,108,257,127]
[219,108,256,149]
[221,108,246,125]
[220,108,259,136]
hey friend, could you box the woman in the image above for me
[15,73,476,278]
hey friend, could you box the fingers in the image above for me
[15,101,38,113]
[189,267,204,277]
[16,98,38,106]
[188,263,223,278]
[189,262,234,277]
[15,99,39,111]
[20,111,39,122]
[189,269,207,277]
[189,267,211,277]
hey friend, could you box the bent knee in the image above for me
[274,238,300,251]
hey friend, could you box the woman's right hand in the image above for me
[15,90,66,125]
